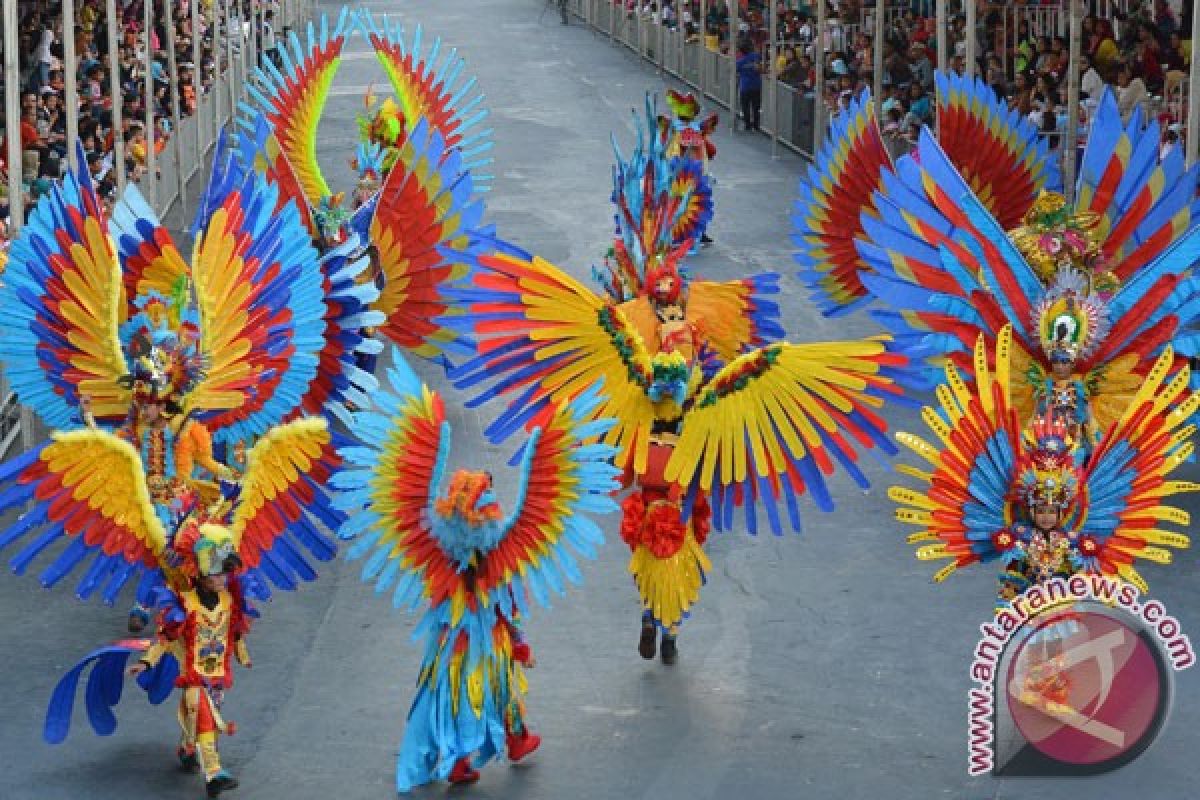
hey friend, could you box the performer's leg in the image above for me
[176,691,200,772]
[193,689,238,797]
[504,696,541,762]
[638,609,657,659]
[660,622,679,665]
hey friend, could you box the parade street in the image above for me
[2,1,1199,799]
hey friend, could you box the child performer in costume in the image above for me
[891,326,1195,598]
[0,141,359,797]
[129,519,252,797]
[331,352,620,790]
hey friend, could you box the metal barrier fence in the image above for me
[0,0,313,457]
[579,0,817,159]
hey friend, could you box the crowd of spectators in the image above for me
[0,0,282,228]
[614,1,1189,156]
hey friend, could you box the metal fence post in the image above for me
[813,0,826,157]
[1064,0,1082,202]
[3,0,22,231]
[167,0,186,216]
[106,0,127,192]
[144,0,157,208]
[64,0,80,172]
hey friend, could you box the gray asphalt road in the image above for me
[2,1,1199,799]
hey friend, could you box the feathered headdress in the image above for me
[1032,268,1110,364]
[118,280,207,409]
[431,470,505,570]
[1014,415,1080,512]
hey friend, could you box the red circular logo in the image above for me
[1005,608,1166,767]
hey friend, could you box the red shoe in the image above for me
[506,730,542,762]
[448,757,480,785]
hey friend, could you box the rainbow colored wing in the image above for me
[331,352,457,613]
[109,188,191,312]
[889,328,1022,582]
[235,110,319,238]
[0,150,128,425]
[1075,90,1200,282]
[367,118,481,359]
[857,129,1050,387]
[1076,347,1196,591]
[664,338,906,534]
[180,136,328,444]
[244,9,349,210]
[792,91,892,317]
[860,128,1200,389]
[479,386,620,611]
[934,70,1060,229]
[358,10,494,189]
[333,352,618,624]
[229,417,342,599]
[445,235,660,473]
[685,278,784,362]
[0,428,167,603]
[668,156,714,246]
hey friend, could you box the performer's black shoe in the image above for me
[177,747,200,773]
[700,234,713,246]
[206,772,239,797]
[660,634,678,665]
[638,621,657,660]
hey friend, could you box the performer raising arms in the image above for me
[331,352,619,790]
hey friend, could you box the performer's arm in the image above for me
[498,595,535,668]
[128,615,184,675]
[184,421,238,480]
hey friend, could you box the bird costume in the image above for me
[658,89,717,245]
[595,95,719,298]
[445,233,907,662]
[0,140,356,796]
[239,9,487,365]
[890,326,1195,596]
[797,76,1200,460]
[331,353,620,791]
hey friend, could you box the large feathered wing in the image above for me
[0,150,128,425]
[243,9,349,209]
[228,417,341,599]
[331,353,459,613]
[109,186,191,311]
[685,277,784,361]
[889,328,1023,581]
[792,90,892,317]
[0,429,168,602]
[476,387,620,611]
[332,353,618,624]
[663,338,905,534]
[446,237,660,472]
[1075,90,1200,282]
[1076,347,1197,591]
[934,70,1061,228]
[183,140,328,444]
[359,10,494,188]
[367,117,482,359]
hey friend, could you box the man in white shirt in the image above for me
[1081,56,1105,103]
